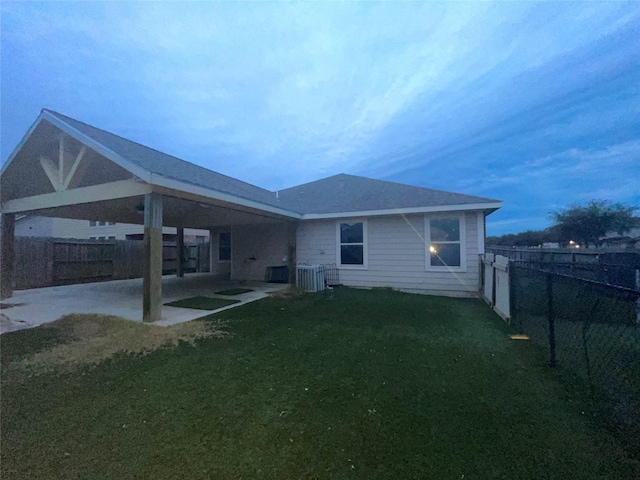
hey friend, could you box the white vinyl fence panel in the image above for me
[482,253,510,321]
[483,253,495,304]
[493,255,510,320]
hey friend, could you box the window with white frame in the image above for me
[425,215,466,270]
[337,220,367,267]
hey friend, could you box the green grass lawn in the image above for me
[2,288,638,479]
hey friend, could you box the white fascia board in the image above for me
[301,202,503,220]
[41,111,152,183]
[1,179,152,214]
[1,113,48,175]
[149,174,302,219]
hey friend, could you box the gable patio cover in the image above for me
[0,110,302,321]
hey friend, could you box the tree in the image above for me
[550,200,636,248]
[487,228,561,247]
[511,230,547,247]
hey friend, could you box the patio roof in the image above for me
[0,110,301,226]
[2,110,502,220]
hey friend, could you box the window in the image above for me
[99,221,106,226]
[337,220,367,268]
[219,232,231,261]
[90,221,96,227]
[109,222,116,226]
[425,215,466,271]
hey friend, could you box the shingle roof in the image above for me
[277,174,500,214]
[43,110,500,216]
[44,109,285,210]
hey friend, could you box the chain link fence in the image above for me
[510,265,640,456]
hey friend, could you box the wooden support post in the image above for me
[143,193,163,322]
[1,213,16,299]
[176,227,184,278]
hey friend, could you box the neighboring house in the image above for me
[599,217,640,249]
[15,214,209,243]
[1,109,502,302]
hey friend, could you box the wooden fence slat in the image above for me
[11,237,211,290]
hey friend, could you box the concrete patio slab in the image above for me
[0,274,288,334]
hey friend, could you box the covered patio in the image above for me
[0,273,287,334]
[1,110,300,324]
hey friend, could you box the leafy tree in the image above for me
[550,200,636,248]
[512,230,546,247]
[487,229,555,247]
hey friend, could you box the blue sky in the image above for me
[1,1,638,235]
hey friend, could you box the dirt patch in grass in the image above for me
[8,314,228,375]
[213,288,253,296]
[165,296,240,310]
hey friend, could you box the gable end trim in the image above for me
[40,111,153,183]
[301,202,503,220]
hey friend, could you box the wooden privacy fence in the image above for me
[482,253,511,321]
[12,237,210,290]
[486,246,640,290]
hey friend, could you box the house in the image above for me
[0,109,502,321]
[599,217,640,249]
[14,214,209,243]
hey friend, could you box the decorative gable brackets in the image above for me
[39,134,87,192]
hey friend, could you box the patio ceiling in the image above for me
[22,193,294,228]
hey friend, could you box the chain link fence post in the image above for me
[546,273,557,367]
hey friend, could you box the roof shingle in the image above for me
[277,174,500,214]
[45,110,285,210]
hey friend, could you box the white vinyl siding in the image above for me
[296,220,337,266]
[296,212,483,297]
